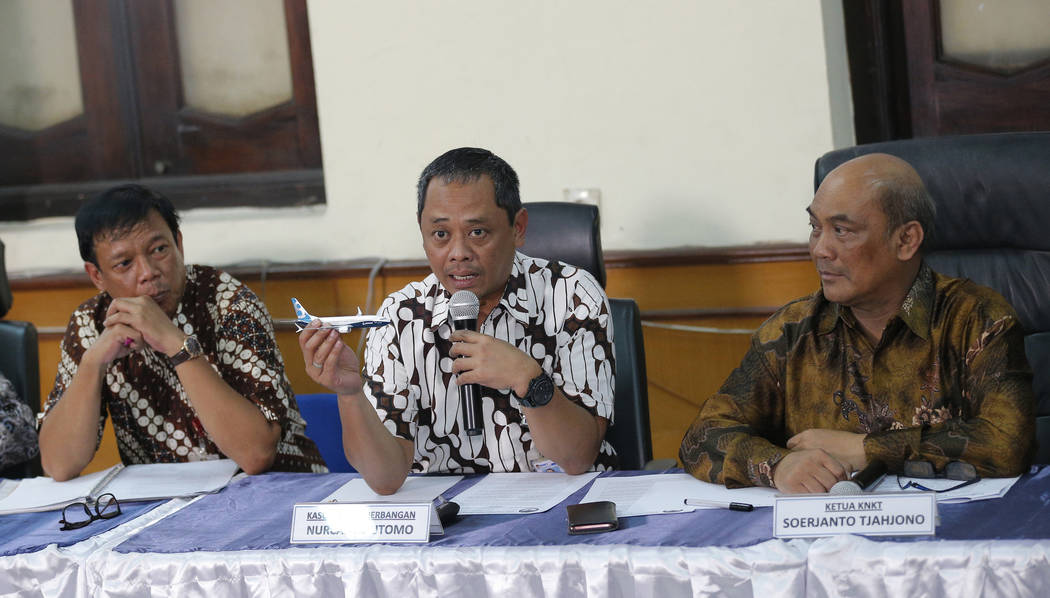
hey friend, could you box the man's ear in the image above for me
[84,262,106,292]
[895,221,924,261]
[513,208,528,248]
[176,230,184,255]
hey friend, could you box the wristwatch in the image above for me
[515,372,555,408]
[169,335,203,366]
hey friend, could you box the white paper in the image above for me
[453,472,600,514]
[579,474,779,517]
[870,474,1020,503]
[0,459,240,514]
[103,460,240,502]
[320,475,463,504]
[0,465,120,514]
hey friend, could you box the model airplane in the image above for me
[290,297,391,333]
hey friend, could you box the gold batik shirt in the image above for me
[680,263,1035,488]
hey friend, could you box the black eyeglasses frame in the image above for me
[59,493,122,532]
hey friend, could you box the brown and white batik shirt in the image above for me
[363,252,617,473]
[45,265,327,473]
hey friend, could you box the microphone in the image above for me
[829,459,888,495]
[449,290,482,436]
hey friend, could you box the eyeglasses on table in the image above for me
[896,460,980,493]
[59,493,122,531]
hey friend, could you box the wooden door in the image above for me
[901,0,1050,137]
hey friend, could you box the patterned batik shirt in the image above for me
[44,265,327,473]
[680,263,1035,488]
[363,252,617,474]
[0,372,38,469]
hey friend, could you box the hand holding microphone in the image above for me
[449,290,483,436]
[829,459,888,495]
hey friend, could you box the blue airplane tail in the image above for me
[290,297,314,331]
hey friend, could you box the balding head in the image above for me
[808,153,931,318]
[821,153,936,252]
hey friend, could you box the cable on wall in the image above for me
[640,321,756,336]
[357,257,388,355]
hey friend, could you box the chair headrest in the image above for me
[814,132,1050,252]
[519,202,606,288]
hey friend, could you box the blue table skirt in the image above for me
[885,465,1050,542]
[0,500,163,557]
[113,466,1050,555]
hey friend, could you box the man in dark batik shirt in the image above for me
[680,153,1034,493]
[0,372,38,474]
[40,185,326,481]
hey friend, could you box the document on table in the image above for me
[870,475,1020,503]
[320,475,463,504]
[452,472,600,514]
[0,459,240,514]
[579,474,778,517]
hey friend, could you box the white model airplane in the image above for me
[290,297,391,333]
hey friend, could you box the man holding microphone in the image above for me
[299,147,616,494]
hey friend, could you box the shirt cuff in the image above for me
[864,428,921,472]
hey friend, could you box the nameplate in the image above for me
[773,493,936,538]
[290,502,433,544]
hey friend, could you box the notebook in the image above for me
[0,459,240,514]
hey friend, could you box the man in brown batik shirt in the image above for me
[40,184,326,481]
[680,153,1035,493]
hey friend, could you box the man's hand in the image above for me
[450,330,540,394]
[772,449,850,493]
[787,429,867,472]
[82,323,144,372]
[104,296,184,356]
[299,321,364,395]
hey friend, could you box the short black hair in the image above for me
[76,184,180,266]
[416,147,520,225]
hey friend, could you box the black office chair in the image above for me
[520,202,658,470]
[520,202,606,288]
[814,132,1050,463]
[0,238,42,479]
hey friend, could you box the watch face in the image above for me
[528,373,555,407]
[185,336,203,356]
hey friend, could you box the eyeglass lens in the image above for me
[95,493,121,519]
[60,503,94,530]
[59,494,122,531]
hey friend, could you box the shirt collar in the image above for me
[817,261,935,340]
[895,261,935,340]
[429,252,536,329]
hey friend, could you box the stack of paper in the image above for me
[452,472,601,514]
[320,475,462,504]
[0,459,240,514]
[869,475,1020,503]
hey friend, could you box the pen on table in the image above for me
[684,498,754,512]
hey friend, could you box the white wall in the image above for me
[0,1,852,275]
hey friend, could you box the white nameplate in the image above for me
[773,492,936,538]
[290,502,434,544]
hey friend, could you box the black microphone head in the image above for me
[449,290,480,322]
